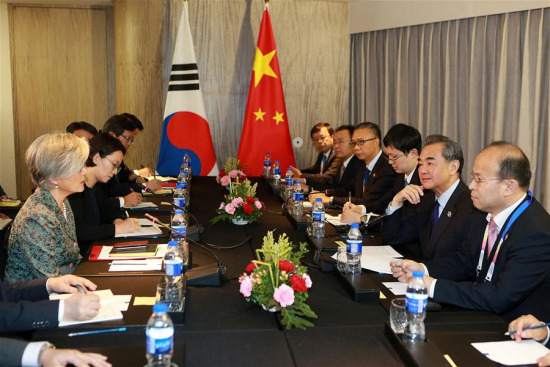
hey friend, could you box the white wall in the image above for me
[349,0,549,33]
[0,3,16,198]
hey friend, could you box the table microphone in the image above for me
[137,183,203,234]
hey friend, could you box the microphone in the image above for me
[137,183,203,234]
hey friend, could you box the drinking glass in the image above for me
[390,298,408,334]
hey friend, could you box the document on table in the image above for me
[362,246,403,258]
[332,246,402,274]
[97,244,168,260]
[382,282,408,295]
[114,224,162,238]
[326,214,346,226]
[50,289,124,326]
[109,259,163,272]
[471,340,550,366]
[123,201,158,209]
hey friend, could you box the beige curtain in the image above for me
[350,8,549,210]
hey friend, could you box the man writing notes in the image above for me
[299,122,337,175]
[293,125,361,196]
[381,134,476,261]
[313,122,396,214]
[390,142,550,322]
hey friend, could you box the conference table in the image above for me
[29,177,517,366]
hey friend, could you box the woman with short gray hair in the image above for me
[5,133,89,282]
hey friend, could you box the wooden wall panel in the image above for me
[11,5,110,198]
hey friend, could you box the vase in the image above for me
[232,218,249,225]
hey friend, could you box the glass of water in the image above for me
[390,298,408,334]
[336,247,348,274]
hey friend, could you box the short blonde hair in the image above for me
[26,133,90,190]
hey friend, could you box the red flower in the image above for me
[290,275,307,292]
[241,175,247,181]
[243,203,254,215]
[219,169,226,176]
[279,260,294,272]
[245,262,256,273]
[246,196,255,204]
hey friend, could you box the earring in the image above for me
[55,185,59,189]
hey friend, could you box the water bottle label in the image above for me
[147,336,173,355]
[173,225,187,237]
[285,178,293,186]
[173,197,185,208]
[264,160,272,166]
[406,293,428,313]
[165,259,183,276]
[312,211,325,222]
[346,239,362,254]
[274,168,281,175]
[293,192,304,201]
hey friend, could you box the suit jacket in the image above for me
[327,155,363,197]
[0,337,28,366]
[383,180,477,261]
[426,196,550,322]
[69,184,124,254]
[390,167,421,196]
[333,154,397,214]
[300,155,345,191]
[301,149,335,174]
[0,278,59,333]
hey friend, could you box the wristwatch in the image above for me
[360,214,369,225]
[38,342,56,365]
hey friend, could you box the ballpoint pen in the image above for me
[68,327,127,337]
[505,322,550,335]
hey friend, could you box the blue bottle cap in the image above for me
[153,303,168,313]
[175,209,183,215]
[412,271,424,278]
[295,180,301,184]
[351,223,359,228]
[275,159,279,162]
[287,168,292,171]
[168,240,178,247]
[316,198,322,202]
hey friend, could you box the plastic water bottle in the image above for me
[346,223,362,275]
[405,271,428,342]
[170,209,187,241]
[293,180,304,216]
[173,181,186,209]
[146,303,174,367]
[262,152,272,179]
[164,240,183,284]
[284,168,294,201]
[272,159,281,186]
[308,198,325,237]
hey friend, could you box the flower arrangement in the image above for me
[211,179,265,224]
[239,231,317,329]
[216,157,247,187]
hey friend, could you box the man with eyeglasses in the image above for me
[390,142,550,322]
[313,122,396,214]
[300,123,337,175]
[292,125,362,196]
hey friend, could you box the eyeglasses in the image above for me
[104,157,121,173]
[120,134,135,144]
[333,139,350,146]
[312,135,329,143]
[349,137,376,147]
[385,153,404,162]
[470,174,503,184]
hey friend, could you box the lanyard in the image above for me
[476,191,533,282]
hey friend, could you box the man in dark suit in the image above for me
[300,122,336,175]
[314,122,397,214]
[293,125,359,196]
[391,142,550,322]
[508,314,550,365]
[1,274,100,333]
[0,337,110,367]
[382,134,477,261]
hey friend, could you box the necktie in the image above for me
[339,164,345,181]
[363,167,371,193]
[404,178,409,187]
[320,154,327,174]
[429,200,440,236]
[487,217,498,258]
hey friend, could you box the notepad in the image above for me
[472,340,550,365]
[114,225,162,238]
[0,199,21,207]
[50,289,124,326]
[123,202,158,210]
[109,244,159,257]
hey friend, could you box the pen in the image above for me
[68,327,127,337]
[348,191,351,204]
[505,322,550,336]
[75,284,87,294]
[125,210,130,218]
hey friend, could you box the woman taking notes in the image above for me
[5,133,88,282]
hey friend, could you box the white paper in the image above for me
[113,295,132,311]
[472,340,550,366]
[360,255,395,274]
[303,201,313,209]
[382,282,408,295]
[114,225,162,238]
[50,289,124,326]
[137,218,155,226]
[144,175,175,182]
[123,201,158,209]
[362,245,403,258]
[326,214,346,226]
[109,259,163,272]
[97,244,168,260]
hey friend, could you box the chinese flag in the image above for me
[237,5,295,176]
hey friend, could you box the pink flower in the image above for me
[273,284,295,307]
[225,203,236,215]
[219,202,226,210]
[302,274,312,288]
[220,176,230,186]
[254,201,262,209]
[239,276,253,297]
[232,197,244,206]
[229,170,239,179]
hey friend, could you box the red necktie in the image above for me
[487,217,498,258]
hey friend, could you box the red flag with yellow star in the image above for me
[237,4,295,176]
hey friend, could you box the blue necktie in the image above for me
[404,179,409,187]
[430,200,440,236]
[363,167,371,193]
[320,154,327,173]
